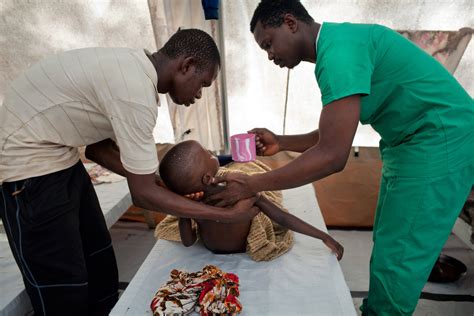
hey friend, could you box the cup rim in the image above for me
[230,133,255,141]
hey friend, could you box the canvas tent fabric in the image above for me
[148,0,225,151]
[221,1,473,147]
[1,1,472,152]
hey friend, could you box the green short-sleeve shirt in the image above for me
[315,22,474,177]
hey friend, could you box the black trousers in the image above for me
[0,161,118,315]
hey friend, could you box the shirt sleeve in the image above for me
[315,39,374,106]
[104,99,159,175]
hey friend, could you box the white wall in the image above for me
[223,0,473,146]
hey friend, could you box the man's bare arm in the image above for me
[85,139,258,223]
[208,95,360,205]
[250,95,360,191]
[278,129,320,153]
[249,128,319,155]
[85,139,127,176]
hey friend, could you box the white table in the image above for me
[0,179,131,316]
[111,184,356,316]
[94,179,132,229]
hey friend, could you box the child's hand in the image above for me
[323,237,344,261]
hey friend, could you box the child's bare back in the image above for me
[196,219,251,254]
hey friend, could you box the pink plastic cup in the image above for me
[230,133,256,162]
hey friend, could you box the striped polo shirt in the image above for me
[0,47,160,183]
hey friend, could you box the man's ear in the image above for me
[283,13,298,33]
[180,56,197,75]
[202,173,215,186]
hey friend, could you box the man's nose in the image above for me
[267,51,275,61]
[196,89,202,99]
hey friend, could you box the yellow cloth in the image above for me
[155,160,294,261]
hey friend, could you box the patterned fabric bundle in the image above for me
[150,265,242,316]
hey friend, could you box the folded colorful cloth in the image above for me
[155,160,294,261]
[150,265,241,316]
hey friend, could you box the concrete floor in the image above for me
[110,221,474,315]
[330,230,474,316]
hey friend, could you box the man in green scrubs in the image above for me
[208,1,474,314]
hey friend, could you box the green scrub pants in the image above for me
[361,164,473,315]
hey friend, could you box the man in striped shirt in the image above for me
[0,29,258,315]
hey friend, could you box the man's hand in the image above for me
[226,196,260,222]
[248,128,280,156]
[323,236,344,261]
[206,173,255,207]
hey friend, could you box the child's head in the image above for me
[250,0,314,69]
[158,28,220,107]
[159,140,219,195]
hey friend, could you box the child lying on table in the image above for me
[155,140,343,261]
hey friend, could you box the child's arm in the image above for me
[178,218,197,247]
[255,195,344,260]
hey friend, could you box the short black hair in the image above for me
[250,0,314,33]
[159,28,221,71]
[159,141,200,195]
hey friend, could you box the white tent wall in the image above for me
[0,0,228,150]
[148,0,225,151]
[1,1,472,150]
[223,0,474,147]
